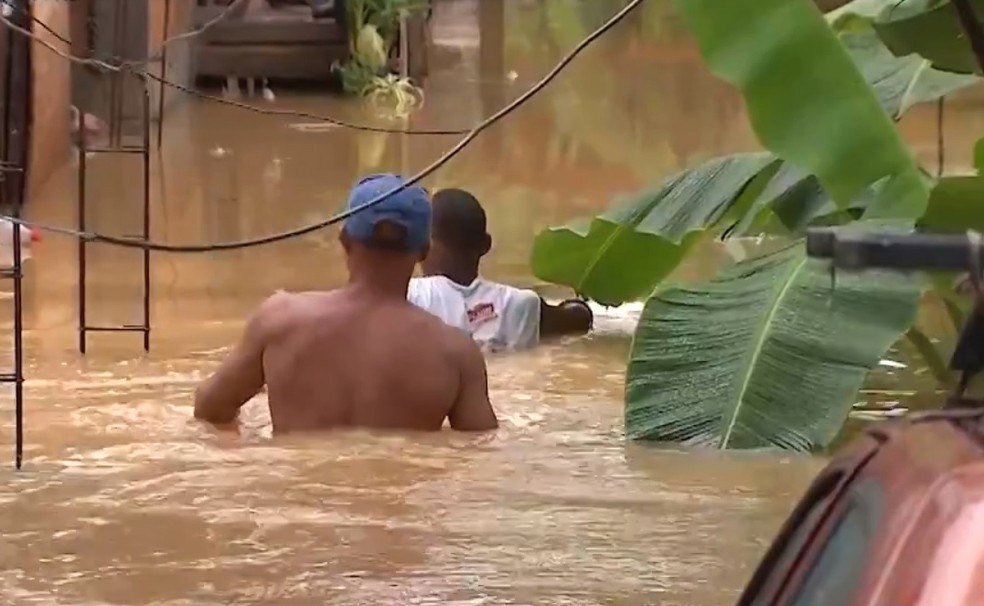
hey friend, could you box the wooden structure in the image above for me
[68,0,151,135]
[194,0,348,81]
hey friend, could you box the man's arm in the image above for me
[448,335,498,431]
[193,294,285,425]
[539,298,593,338]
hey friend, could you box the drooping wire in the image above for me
[3,0,644,253]
[17,4,473,135]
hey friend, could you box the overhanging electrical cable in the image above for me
[3,0,643,252]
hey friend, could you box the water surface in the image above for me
[0,1,976,603]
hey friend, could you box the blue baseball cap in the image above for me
[342,173,431,251]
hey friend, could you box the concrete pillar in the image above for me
[147,0,196,122]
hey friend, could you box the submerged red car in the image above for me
[738,409,984,605]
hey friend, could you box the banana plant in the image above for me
[620,0,928,450]
[625,242,919,450]
[531,0,984,450]
[872,0,984,74]
[333,0,428,102]
[530,15,977,308]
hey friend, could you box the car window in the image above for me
[786,477,883,606]
[742,472,843,606]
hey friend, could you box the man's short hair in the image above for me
[431,188,488,251]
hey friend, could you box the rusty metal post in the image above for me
[76,0,153,353]
[1,0,33,468]
[156,0,170,148]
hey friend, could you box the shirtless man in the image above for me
[193,173,498,434]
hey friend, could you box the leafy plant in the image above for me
[872,0,984,74]
[365,73,425,117]
[532,6,951,307]
[531,153,778,305]
[677,0,928,214]
[530,0,984,450]
[625,243,919,450]
[332,0,427,109]
[837,29,978,119]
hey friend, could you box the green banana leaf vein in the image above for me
[624,242,920,451]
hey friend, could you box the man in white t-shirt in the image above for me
[408,188,592,351]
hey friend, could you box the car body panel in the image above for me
[739,410,984,606]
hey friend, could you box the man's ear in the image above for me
[480,233,492,256]
[339,229,352,253]
[418,242,431,263]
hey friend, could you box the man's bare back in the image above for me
[193,173,498,435]
[194,288,497,433]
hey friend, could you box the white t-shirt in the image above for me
[407,276,541,351]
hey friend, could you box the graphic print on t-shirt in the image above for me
[466,302,498,328]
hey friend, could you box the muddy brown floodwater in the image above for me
[0,1,979,604]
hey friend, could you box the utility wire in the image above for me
[2,0,643,252]
[18,5,473,135]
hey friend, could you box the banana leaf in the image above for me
[529,0,964,306]
[725,164,875,237]
[723,165,825,237]
[833,0,984,75]
[873,0,984,75]
[624,242,921,450]
[673,0,930,219]
[829,6,980,118]
[530,153,779,305]
[840,30,979,118]
[826,0,891,25]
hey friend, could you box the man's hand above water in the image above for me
[193,293,288,425]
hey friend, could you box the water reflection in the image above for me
[0,0,976,603]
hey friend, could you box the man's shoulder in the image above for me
[408,275,451,294]
[252,290,337,332]
[496,283,540,312]
[409,275,446,285]
[510,285,541,303]
[256,289,331,313]
[458,277,531,301]
[253,290,295,321]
